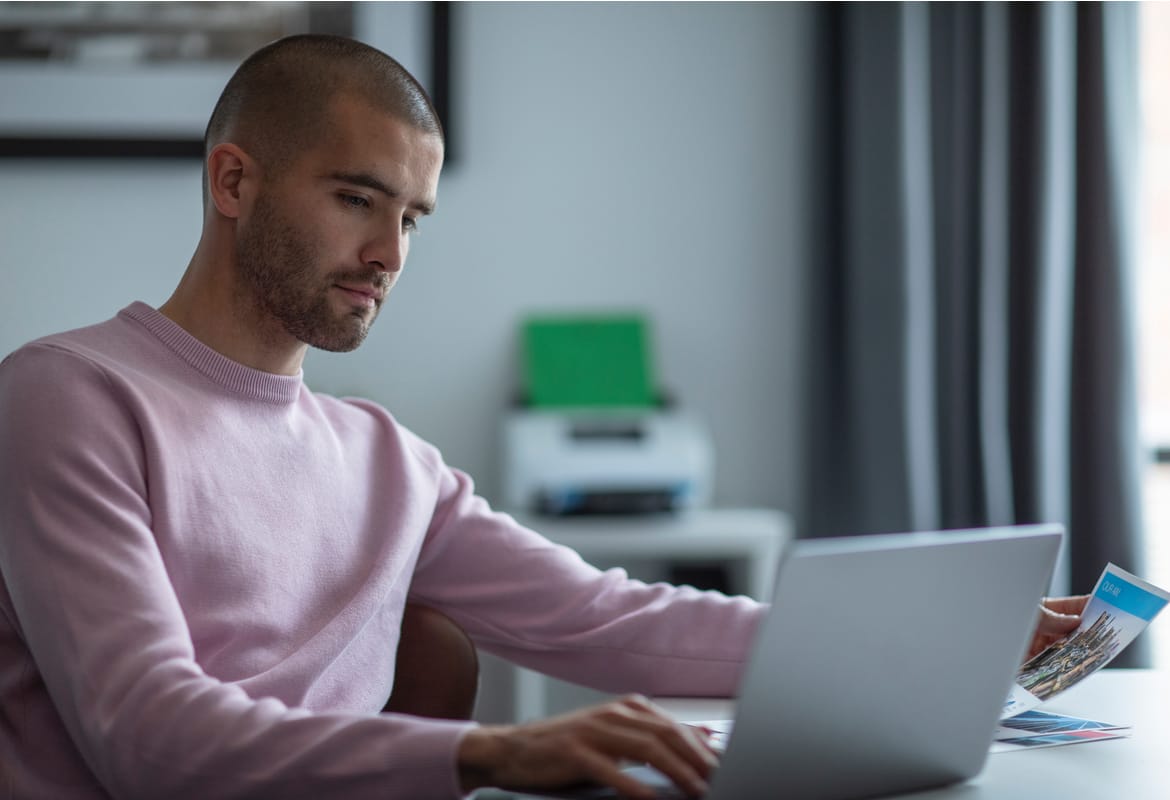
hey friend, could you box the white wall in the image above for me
[0,2,815,520]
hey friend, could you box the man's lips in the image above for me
[334,283,385,306]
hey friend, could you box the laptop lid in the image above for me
[709,524,1063,800]
[513,524,1062,800]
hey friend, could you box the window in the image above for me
[1137,1,1170,666]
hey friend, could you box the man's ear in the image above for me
[205,143,253,220]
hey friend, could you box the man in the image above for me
[0,35,1083,800]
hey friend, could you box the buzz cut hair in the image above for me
[202,34,443,206]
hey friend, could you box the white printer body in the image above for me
[502,409,714,515]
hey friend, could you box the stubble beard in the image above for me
[235,196,385,353]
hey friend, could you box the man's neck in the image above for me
[160,245,307,377]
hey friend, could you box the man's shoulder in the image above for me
[2,311,135,376]
[0,310,158,442]
[2,306,149,375]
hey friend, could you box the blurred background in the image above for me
[3,1,1170,678]
[0,1,809,518]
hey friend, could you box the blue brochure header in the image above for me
[1096,573,1168,621]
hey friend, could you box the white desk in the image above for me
[496,670,1169,799]
[500,508,790,722]
[658,669,1170,800]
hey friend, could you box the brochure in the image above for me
[1002,563,1170,719]
[694,563,1167,756]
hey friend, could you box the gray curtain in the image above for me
[803,2,1145,662]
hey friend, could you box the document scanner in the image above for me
[501,313,714,515]
[502,409,713,515]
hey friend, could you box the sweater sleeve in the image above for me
[407,445,767,698]
[0,345,473,800]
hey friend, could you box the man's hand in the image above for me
[1024,595,1090,661]
[457,695,717,799]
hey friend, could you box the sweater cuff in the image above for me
[434,720,481,799]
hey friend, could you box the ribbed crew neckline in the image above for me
[120,302,303,405]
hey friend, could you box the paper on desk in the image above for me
[684,720,732,752]
[990,709,1130,752]
[1002,563,1170,719]
[990,728,1131,752]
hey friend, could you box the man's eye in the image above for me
[402,216,419,234]
[340,194,369,209]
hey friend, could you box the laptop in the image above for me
[519,524,1063,800]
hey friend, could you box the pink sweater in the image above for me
[0,303,764,800]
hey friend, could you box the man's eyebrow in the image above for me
[329,171,435,215]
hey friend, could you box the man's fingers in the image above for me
[1022,595,1092,662]
[458,696,720,798]
[568,744,659,800]
[1042,595,1090,616]
[612,696,719,770]
[1034,595,1089,636]
[1036,605,1079,634]
[568,697,717,797]
[587,718,711,797]
[577,697,713,796]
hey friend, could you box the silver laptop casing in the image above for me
[709,524,1062,799]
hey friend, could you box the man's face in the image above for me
[234,95,443,352]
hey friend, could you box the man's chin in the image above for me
[306,326,370,353]
[288,315,371,353]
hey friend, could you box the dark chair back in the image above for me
[384,603,479,720]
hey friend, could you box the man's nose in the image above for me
[363,228,406,273]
